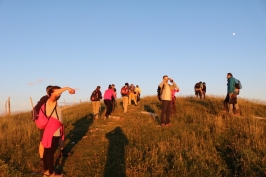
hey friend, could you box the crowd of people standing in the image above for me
[32,72,240,176]
[90,83,142,119]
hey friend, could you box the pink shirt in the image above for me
[104,89,114,100]
[42,118,64,148]
[172,89,179,98]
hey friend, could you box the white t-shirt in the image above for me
[46,103,62,137]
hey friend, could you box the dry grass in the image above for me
[0,95,266,177]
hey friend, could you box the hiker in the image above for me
[135,85,141,104]
[171,88,179,115]
[194,81,203,99]
[34,85,53,161]
[90,86,102,119]
[103,85,115,119]
[128,84,137,106]
[42,86,75,177]
[223,73,240,115]
[202,82,206,99]
[120,83,130,113]
[111,84,117,113]
[158,75,178,126]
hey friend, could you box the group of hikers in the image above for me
[32,72,240,176]
[90,83,142,119]
[194,81,207,99]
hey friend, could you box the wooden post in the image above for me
[30,97,34,109]
[5,100,7,115]
[7,97,10,115]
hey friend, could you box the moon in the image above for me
[233,33,236,36]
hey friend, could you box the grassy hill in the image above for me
[0,96,266,177]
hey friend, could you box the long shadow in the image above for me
[144,104,161,124]
[104,127,129,177]
[55,114,94,173]
[188,98,219,115]
[144,104,155,113]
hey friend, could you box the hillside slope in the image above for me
[0,96,266,177]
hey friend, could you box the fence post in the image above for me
[7,97,10,115]
[5,100,7,115]
[30,97,34,109]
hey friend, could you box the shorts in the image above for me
[195,90,202,96]
[224,93,237,104]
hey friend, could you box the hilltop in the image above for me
[0,96,266,177]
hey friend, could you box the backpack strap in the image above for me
[40,103,57,120]
[55,107,59,120]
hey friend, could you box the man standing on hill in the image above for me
[158,75,178,126]
[91,86,102,119]
[194,81,203,99]
[111,84,117,113]
[223,73,240,115]
[121,83,129,113]
[202,82,206,99]
[135,85,142,104]
[128,84,137,106]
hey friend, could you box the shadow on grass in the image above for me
[104,127,129,177]
[215,138,243,176]
[188,98,219,115]
[55,113,94,173]
[144,104,161,124]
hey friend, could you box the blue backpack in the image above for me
[234,79,242,89]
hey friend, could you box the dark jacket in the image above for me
[35,95,49,112]
[202,84,206,92]
[91,89,102,101]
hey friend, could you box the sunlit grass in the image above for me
[0,96,266,176]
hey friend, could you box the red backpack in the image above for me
[121,86,128,95]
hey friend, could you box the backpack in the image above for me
[121,86,128,95]
[90,90,99,101]
[157,85,165,101]
[31,95,49,122]
[195,83,201,89]
[234,79,242,89]
[35,103,58,129]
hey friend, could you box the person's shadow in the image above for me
[104,127,129,177]
[55,114,94,173]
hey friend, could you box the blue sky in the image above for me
[0,0,266,114]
